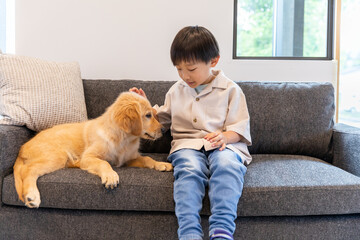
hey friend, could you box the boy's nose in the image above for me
[181,72,190,80]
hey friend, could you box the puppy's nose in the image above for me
[161,127,167,135]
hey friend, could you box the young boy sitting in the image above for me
[130,25,252,240]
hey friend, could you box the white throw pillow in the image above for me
[0,54,88,131]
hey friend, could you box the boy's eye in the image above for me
[189,68,197,72]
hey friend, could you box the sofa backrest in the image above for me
[241,82,334,162]
[83,80,335,161]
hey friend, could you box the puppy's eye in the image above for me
[145,113,152,119]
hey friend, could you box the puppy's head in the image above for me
[110,92,163,139]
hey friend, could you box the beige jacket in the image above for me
[154,70,252,165]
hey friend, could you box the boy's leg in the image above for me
[207,149,247,239]
[168,149,209,240]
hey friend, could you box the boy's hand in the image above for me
[129,87,147,99]
[204,131,227,151]
[204,131,242,151]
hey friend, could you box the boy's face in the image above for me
[175,57,219,88]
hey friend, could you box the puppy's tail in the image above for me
[13,157,25,202]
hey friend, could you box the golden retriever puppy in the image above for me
[13,92,173,208]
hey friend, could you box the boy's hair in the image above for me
[170,26,219,66]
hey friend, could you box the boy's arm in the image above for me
[204,85,251,151]
[223,86,251,145]
[223,131,242,144]
[153,92,172,131]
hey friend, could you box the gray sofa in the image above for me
[1,79,360,240]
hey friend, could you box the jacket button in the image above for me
[193,118,197,123]
[196,97,200,101]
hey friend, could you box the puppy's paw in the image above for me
[24,189,41,208]
[101,170,119,189]
[154,162,173,172]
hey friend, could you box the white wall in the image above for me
[15,0,337,84]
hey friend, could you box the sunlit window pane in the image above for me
[338,1,360,127]
[303,0,328,57]
[234,0,332,59]
[236,0,274,57]
[0,0,6,52]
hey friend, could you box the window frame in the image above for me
[233,0,335,60]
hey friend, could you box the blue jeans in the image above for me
[168,148,247,240]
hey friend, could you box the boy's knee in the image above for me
[210,149,246,172]
[169,149,208,179]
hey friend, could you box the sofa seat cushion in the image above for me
[237,155,360,216]
[3,154,174,211]
[3,154,360,217]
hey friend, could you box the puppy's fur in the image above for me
[13,92,172,208]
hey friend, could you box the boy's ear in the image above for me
[210,56,220,67]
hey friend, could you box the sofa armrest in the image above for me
[333,123,360,176]
[0,124,34,178]
[0,125,34,207]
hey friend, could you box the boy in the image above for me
[131,26,251,240]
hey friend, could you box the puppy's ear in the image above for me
[113,102,142,136]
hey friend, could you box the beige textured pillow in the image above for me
[0,54,88,131]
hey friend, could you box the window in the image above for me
[338,1,360,127]
[0,0,15,54]
[0,0,6,52]
[233,0,334,59]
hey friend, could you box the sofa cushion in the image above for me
[3,154,360,217]
[237,154,360,216]
[0,54,88,132]
[2,153,174,211]
[240,82,335,162]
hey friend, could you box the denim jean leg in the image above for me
[168,149,210,240]
[207,149,247,236]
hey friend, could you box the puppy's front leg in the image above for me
[80,148,119,189]
[127,156,173,172]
